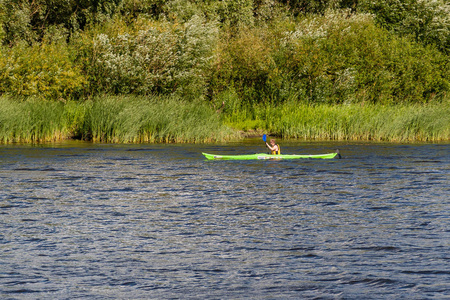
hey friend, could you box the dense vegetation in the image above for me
[0,0,449,142]
[0,95,236,143]
[1,95,448,143]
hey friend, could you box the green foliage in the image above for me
[211,27,277,105]
[359,0,450,54]
[277,11,449,104]
[0,0,123,46]
[164,0,217,21]
[218,0,255,29]
[0,0,449,110]
[0,39,86,100]
[120,0,166,19]
[0,1,4,41]
[277,0,357,16]
[210,11,449,106]
[225,99,450,141]
[76,15,218,99]
[80,95,235,143]
[0,96,71,142]
[1,0,35,45]
[279,0,331,15]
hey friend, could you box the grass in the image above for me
[0,95,236,143]
[1,95,449,143]
[81,95,236,143]
[0,97,70,143]
[226,100,450,142]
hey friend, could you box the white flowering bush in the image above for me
[92,28,178,94]
[0,0,6,42]
[172,15,219,99]
[89,15,218,98]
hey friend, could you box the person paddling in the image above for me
[266,139,280,155]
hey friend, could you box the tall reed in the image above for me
[1,95,448,143]
[79,95,236,143]
[0,96,72,143]
[0,95,236,144]
[226,100,450,142]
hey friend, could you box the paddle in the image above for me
[263,134,270,153]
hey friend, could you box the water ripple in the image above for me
[0,142,449,299]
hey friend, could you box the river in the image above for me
[1,140,449,299]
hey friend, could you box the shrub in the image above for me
[0,0,35,45]
[78,15,218,99]
[211,27,277,105]
[120,0,166,19]
[217,0,255,30]
[277,11,449,104]
[0,38,86,100]
[359,0,450,54]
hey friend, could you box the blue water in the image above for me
[1,141,449,299]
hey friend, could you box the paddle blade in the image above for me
[262,134,267,142]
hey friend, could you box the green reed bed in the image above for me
[0,95,235,143]
[260,101,450,142]
[0,97,72,143]
[1,95,448,143]
[225,100,450,142]
[82,96,235,143]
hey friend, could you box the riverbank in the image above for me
[0,95,449,143]
[0,95,237,144]
[228,99,450,142]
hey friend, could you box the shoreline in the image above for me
[1,96,449,144]
[2,130,449,145]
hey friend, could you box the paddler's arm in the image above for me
[266,142,275,151]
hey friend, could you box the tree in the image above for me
[359,0,450,54]
[0,0,122,45]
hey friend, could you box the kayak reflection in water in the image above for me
[266,139,281,155]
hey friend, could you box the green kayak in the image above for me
[202,151,340,160]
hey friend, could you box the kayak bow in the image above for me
[202,151,340,160]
